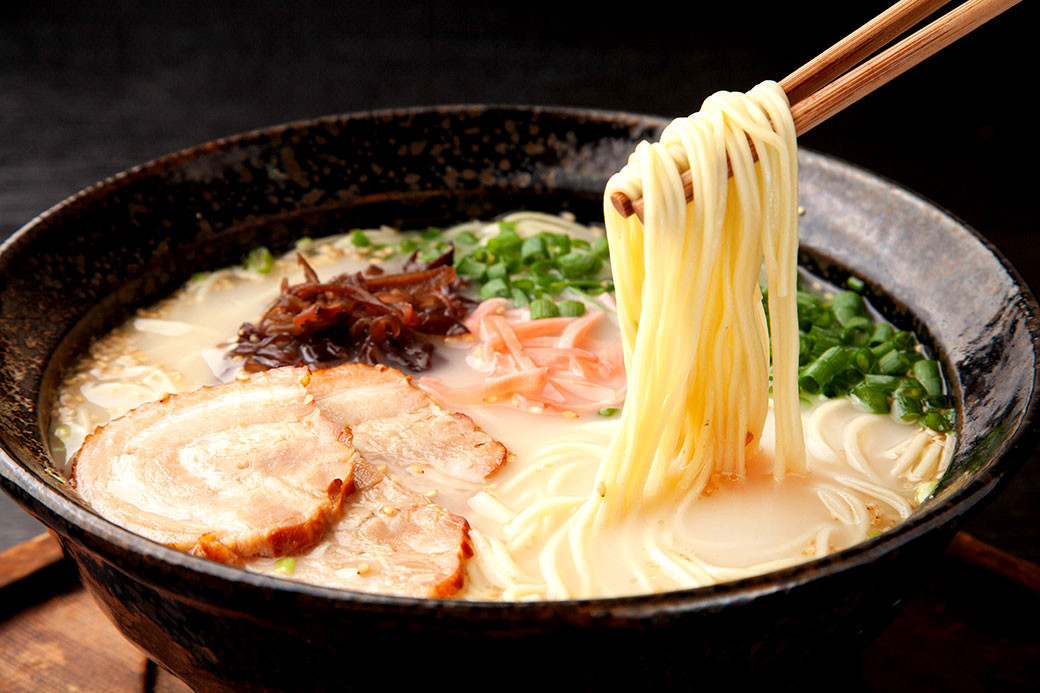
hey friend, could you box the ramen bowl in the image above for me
[1,106,1037,691]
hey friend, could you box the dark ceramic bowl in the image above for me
[1,106,1038,691]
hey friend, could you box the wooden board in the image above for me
[0,533,1036,691]
[0,536,190,693]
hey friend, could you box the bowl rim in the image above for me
[2,103,1038,616]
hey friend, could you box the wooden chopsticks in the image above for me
[610,0,1022,221]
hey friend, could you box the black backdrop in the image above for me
[1,1,1036,560]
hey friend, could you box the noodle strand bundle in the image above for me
[490,82,809,598]
[600,80,805,517]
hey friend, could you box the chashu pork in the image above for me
[249,459,471,598]
[306,363,507,483]
[71,367,357,563]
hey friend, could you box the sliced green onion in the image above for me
[529,298,559,320]
[799,346,853,394]
[399,239,421,254]
[852,347,877,373]
[274,557,296,574]
[244,246,274,274]
[822,380,849,399]
[486,262,510,280]
[558,251,600,279]
[809,307,834,328]
[863,374,900,393]
[530,260,556,277]
[895,383,925,401]
[456,256,488,280]
[558,300,586,317]
[420,227,442,240]
[878,349,909,375]
[925,393,950,410]
[479,278,510,300]
[417,244,447,263]
[850,383,890,414]
[598,407,619,417]
[798,335,814,365]
[893,330,917,350]
[487,228,522,254]
[891,392,923,422]
[809,325,842,353]
[923,410,952,432]
[846,277,865,293]
[510,288,530,307]
[870,341,895,358]
[912,359,943,397]
[521,235,548,263]
[454,230,480,245]
[842,317,872,346]
[350,230,372,247]
[833,290,866,325]
[591,237,610,259]
[869,323,895,345]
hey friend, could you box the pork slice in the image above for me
[71,367,357,562]
[307,363,507,482]
[250,459,471,598]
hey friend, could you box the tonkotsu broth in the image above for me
[51,212,953,601]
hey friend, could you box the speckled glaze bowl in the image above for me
[1,106,1038,691]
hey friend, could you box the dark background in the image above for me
[1,0,1036,567]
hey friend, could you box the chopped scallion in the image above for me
[923,410,952,432]
[833,290,866,326]
[912,359,943,397]
[350,230,372,247]
[558,251,600,279]
[479,278,510,300]
[244,246,274,274]
[529,298,559,319]
[558,300,586,317]
[850,383,890,414]
[891,392,923,422]
[486,262,510,280]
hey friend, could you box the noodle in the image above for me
[601,80,805,507]
[477,83,815,598]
